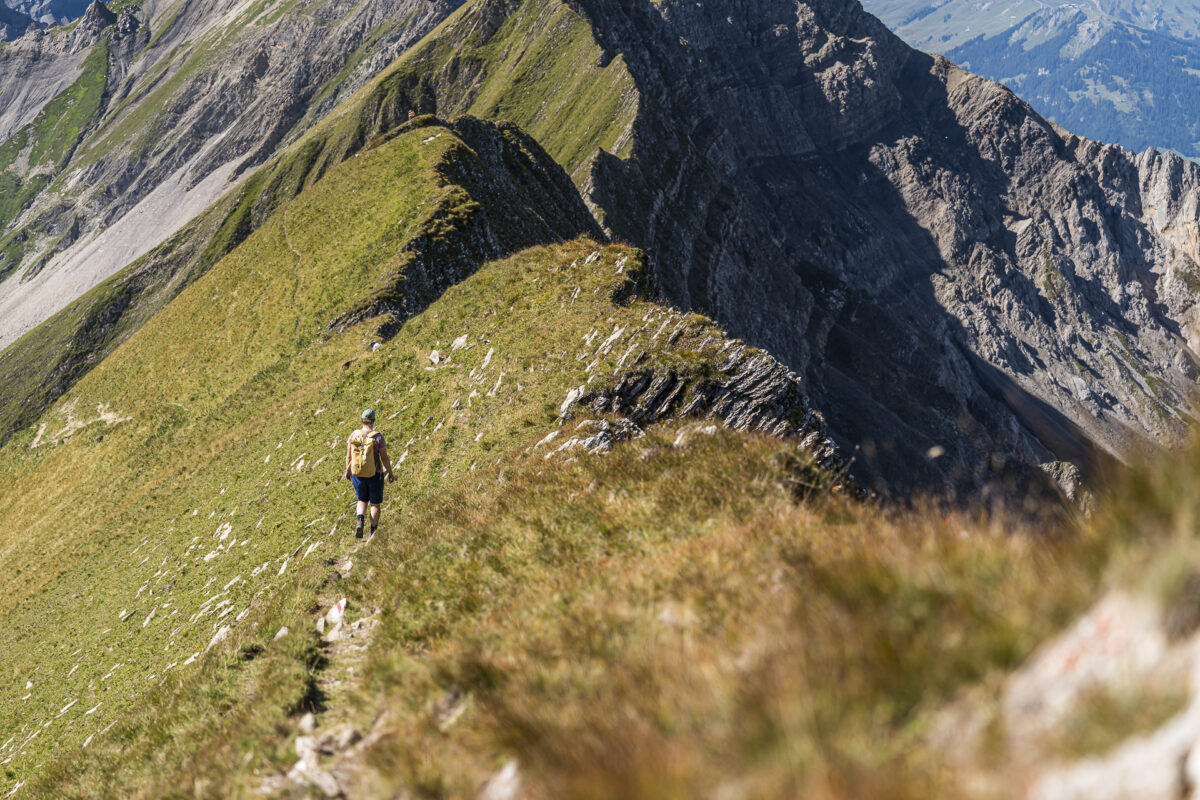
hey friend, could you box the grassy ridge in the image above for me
[282,0,638,190]
[0,123,459,788]
[0,0,637,455]
[0,112,761,795]
[380,0,639,182]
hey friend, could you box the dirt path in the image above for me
[258,535,388,799]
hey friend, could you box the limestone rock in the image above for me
[324,599,347,628]
[577,344,844,475]
[479,760,522,800]
[546,418,644,459]
[206,625,230,652]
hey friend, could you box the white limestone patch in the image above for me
[29,402,132,448]
[207,626,231,652]
[487,372,505,397]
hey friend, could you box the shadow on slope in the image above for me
[569,0,1175,497]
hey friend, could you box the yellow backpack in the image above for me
[350,429,381,478]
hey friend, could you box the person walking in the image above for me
[343,409,395,538]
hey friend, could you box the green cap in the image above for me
[361,408,375,422]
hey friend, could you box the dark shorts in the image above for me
[351,475,384,505]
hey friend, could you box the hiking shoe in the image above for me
[355,519,364,538]
[370,525,378,537]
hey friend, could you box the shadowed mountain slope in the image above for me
[566,0,1200,494]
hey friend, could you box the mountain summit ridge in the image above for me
[2,0,1200,496]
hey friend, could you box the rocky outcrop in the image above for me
[936,589,1200,799]
[568,341,845,475]
[327,117,604,336]
[75,0,113,32]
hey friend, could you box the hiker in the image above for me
[343,409,395,538]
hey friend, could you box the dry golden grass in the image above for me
[340,427,1116,799]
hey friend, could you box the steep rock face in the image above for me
[576,344,845,475]
[565,0,1200,494]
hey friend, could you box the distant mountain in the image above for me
[4,0,90,25]
[862,0,1200,158]
[0,2,35,39]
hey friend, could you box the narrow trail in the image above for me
[258,531,388,799]
[282,208,304,263]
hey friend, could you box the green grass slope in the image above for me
[0,0,637,455]
[277,0,638,191]
[0,105,399,450]
[0,118,594,791]
[0,111,833,796]
[0,184,247,449]
[1,113,1199,800]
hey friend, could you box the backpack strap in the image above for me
[370,431,384,473]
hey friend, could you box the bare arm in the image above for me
[343,438,352,480]
[377,436,394,480]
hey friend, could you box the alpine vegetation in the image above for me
[0,0,1200,798]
